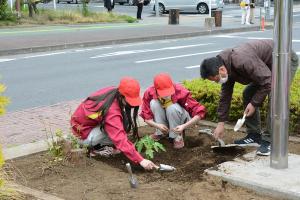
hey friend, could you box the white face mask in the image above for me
[218,74,228,84]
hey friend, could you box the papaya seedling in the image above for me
[135,135,166,159]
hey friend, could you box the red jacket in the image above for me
[140,83,206,120]
[70,87,143,164]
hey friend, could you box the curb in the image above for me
[0,25,273,56]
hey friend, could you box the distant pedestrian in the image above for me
[104,0,114,12]
[240,0,250,25]
[249,0,256,24]
[136,0,144,20]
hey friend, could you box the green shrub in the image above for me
[0,0,16,21]
[183,70,300,135]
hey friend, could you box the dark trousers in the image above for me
[137,3,143,19]
[243,51,299,142]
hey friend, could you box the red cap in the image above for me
[154,73,175,97]
[118,77,142,107]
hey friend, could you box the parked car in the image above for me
[150,0,224,14]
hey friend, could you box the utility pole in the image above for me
[271,0,293,169]
[155,0,159,17]
[53,0,57,10]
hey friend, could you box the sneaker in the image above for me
[256,140,271,156]
[234,133,261,147]
[173,135,184,149]
[150,133,164,141]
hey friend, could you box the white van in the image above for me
[150,0,224,14]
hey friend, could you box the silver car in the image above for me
[150,0,224,14]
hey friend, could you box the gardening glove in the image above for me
[213,122,225,139]
[139,159,159,170]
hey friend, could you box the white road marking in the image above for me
[185,65,200,69]
[135,50,221,63]
[91,43,212,59]
[23,52,67,59]
[0,58,15,63]
[213,35,300,43]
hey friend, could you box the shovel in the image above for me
[156,164,176,172]
[199,129,239,152]
[234,114,246,132]
[125,163,138,189]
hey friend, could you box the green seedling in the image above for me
[46,129,64,162]
[135,135,166,159]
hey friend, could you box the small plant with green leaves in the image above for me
[135,135,166,159]
[46,129,65,162]
[66,133,82,149]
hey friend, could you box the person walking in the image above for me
[240,0,250,25]
[70,77,158,170]
[200,39,298,156]
[249,0,256,24]
[140,73,206,149]
[136,0,144,20]
[104,0,114,12]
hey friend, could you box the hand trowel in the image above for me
[125,163,138,188]
[156,164,176,172]
[234,114,246,132]
[199,129,239,152]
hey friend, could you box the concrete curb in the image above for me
[205,153,300,200]
[0,25,273,56]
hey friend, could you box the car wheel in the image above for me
[197,3,208,14]
[119,2,124,5]
[159,3,165,14]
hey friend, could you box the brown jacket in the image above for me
[216,39,273,122]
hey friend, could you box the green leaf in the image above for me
[145,149,154,159]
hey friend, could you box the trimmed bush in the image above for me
[183,70,300,135]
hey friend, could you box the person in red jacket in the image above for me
[140,73,206,149]
[71,77,158,170]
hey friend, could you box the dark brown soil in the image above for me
[6,125,297,200]
[98,125,246,183]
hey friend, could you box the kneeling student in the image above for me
[71,77,158,170]
[140,73,206,149]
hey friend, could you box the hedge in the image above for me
[183,70,300,135]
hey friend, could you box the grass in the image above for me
[0,8,137,27]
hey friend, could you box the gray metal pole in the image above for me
[271,0,293,169]
[155,0,159,17]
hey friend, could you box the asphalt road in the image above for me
[1,26,300,112]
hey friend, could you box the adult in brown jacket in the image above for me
[200,39,298,156]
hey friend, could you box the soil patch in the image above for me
[6,125,298,200]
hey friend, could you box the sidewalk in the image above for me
[0,13,269,56]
